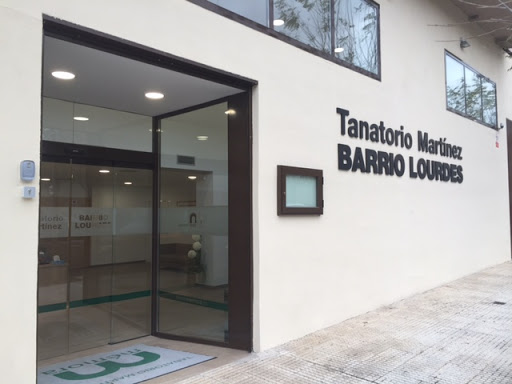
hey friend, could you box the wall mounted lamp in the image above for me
[460,39,471,49]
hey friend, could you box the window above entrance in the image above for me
[188,0,380,79]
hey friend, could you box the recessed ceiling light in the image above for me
[74,116,89,121]
[41,178,51,181]
[188,176,197,180]
[197,136,208,141]
[273,19,285,26]
[124,181,133,185]
[334,47,344,53]
[51,71,75,80]
[145,92,164,100]
[99,170,110,174]
[225,109,236,115]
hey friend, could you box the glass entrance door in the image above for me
[38,93,252,356]
[157,102,230,343]
[38,161,152,360]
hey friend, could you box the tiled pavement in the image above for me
[176,262,512,383]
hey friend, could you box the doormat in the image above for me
[37,344,214,384]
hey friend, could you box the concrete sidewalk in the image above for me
[177,262,512,384]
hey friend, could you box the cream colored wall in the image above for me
[0,4,42,383]
[1,2,511,382]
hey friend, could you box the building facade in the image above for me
[1,0,511,382]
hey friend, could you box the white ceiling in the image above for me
[43,37,243,117]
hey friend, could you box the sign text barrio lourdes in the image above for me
[337,108,463,183]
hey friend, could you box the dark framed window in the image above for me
[277,165,324,215]
[273,0,332,54]
[445,51,497,129]
[333,0,379,74]
[188,0,380,79]
[208,0,269,25]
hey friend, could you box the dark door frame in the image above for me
[42,16,254,351]
[507,118,512,260]
[152,94,253,351]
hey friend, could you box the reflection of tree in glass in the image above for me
[274,0,332,53]
[482,81,496,126]
[335,0,377,73]
[447,75,496,126]
[274,0,378,73]
[447,77,465,113]
[466,69,482,120]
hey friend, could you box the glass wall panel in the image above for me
[158,102,229,343]
[465,67,482,120]
[209,0,268,26]
[68,163,114,353]
[42,98,152,152]
[38,162,71,360]
[111,168,152,343]
[38,162,152,359]
[334,0,378,74]
[446,55,466,114]
[482,79,497,126]
[274,0,332,53]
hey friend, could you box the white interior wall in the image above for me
[1,2,511,382]
[160,173,197,244]
[90,185,152,265]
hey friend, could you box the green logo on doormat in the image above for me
[38,344,213,384]
[42,349,160,381]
